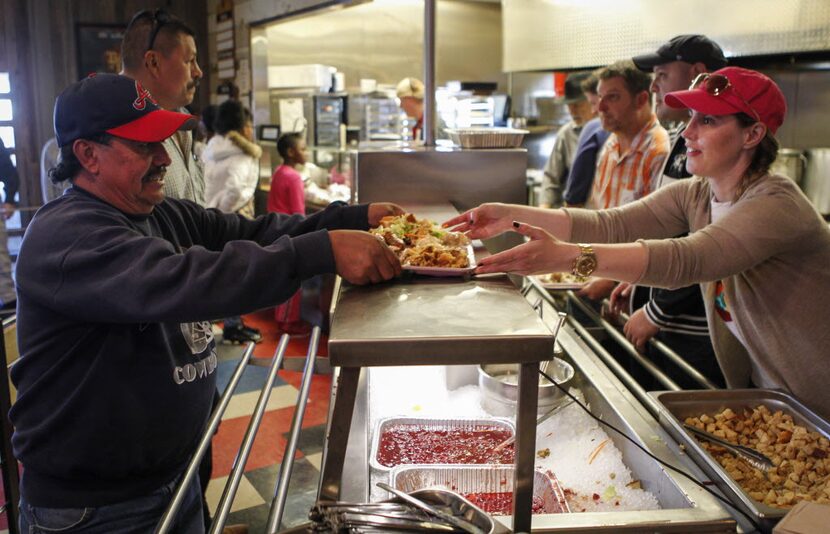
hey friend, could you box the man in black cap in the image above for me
[10,73,401,533]
[609,35,728,388]
[540,71,595,208]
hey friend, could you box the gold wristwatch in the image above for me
[571,243,597,281]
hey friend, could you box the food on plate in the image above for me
[537,272,584,285]
[370,213,470,268]
[685,405,830,508]
[377,424,514,467]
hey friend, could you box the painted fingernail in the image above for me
[512,221,520,228]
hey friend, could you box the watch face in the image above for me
[575,256,597,277]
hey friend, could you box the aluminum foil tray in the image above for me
[447,128,529,149]
[652,388,830,532]
[391,464,570,515]
[370,416,515,472]
[386,487,507,534]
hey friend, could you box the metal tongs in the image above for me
[683,423,774,472]
[376,483,485,534]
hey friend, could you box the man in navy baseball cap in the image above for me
[13,73,403,533]
[48,73,198,215]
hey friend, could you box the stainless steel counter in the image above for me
[329,275,553,367]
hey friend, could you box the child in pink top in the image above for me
[269,133,310,335]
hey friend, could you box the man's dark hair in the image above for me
[277,133,303,160]
[49,134,114,183]
[597,60,652,96]
[121,9,195,72]
[213,100,251,136]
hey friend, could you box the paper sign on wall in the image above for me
[279,98,306,133]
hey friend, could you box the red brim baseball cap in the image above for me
[55,73,198,147]
[664,66,786,134]
[107,109,198,143]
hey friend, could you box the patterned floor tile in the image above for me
[304,451,322,471]
[214,358,289,396]
[205,473,266,514]
[289,424,327,457]
[221,385,299,421]
[242,458,322,529]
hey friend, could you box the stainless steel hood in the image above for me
[503,0,830,72]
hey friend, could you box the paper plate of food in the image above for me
[370,213,475,277]
[533,272,589,290]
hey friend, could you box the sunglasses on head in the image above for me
[689,73,761,123]
[127,9,172,53]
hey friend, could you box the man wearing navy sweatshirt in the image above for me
[10,73,402,533]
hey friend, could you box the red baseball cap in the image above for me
[664,67,786,134]
[54,73,198,147]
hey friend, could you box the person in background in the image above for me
[193,104,217,161]
[269,132,312,336]
[605,34,730,388]
[561,70,611,208]
[203,99,263,344]
[40,137,65,203]
[580,60,669,301]
[0,138,18,312]
[396,77,426,140]
[446,67,830,421]
[11,73,403,534]
[540,71,595,208]
[121,8,205,205]
[395,77,448,141]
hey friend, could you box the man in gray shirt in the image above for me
[540,72,595,208]
[121,9,205,205]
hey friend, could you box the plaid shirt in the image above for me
[589,115,669,209]
[162,122,205,206]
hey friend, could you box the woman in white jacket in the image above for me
[203,100,263,343]
[204,100,262,218]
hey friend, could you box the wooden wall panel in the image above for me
[1,0,210,208]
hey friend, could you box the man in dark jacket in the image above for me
[10,73,401,533]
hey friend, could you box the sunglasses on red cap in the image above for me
[690,73,762,123]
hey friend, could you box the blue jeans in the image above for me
[19,473,204,534]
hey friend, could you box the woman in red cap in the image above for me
[445,67,830,420]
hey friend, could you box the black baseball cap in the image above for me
[560,72,591,104]
[54,73,197,148]
[632,34,727,72]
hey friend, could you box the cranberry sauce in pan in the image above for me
[377,424,514,467]
[463,492,546,515]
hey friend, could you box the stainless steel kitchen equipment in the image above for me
[478,358,574,417]
[770,148,807,187]
[802,148,830,216]
[322,273,555,530]
[653,388,830,532]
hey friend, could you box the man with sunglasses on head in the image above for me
[10,74,402,534]
[121,9,205,206]
[603,35,729,389]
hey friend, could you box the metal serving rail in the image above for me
[156,330,324,533]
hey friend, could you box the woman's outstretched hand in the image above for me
[474,221,571,275]
[443,203,517,240]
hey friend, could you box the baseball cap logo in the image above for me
[132,80,157,111]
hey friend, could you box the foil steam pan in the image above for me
[370,416,516,472]
[391,464,570,515]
